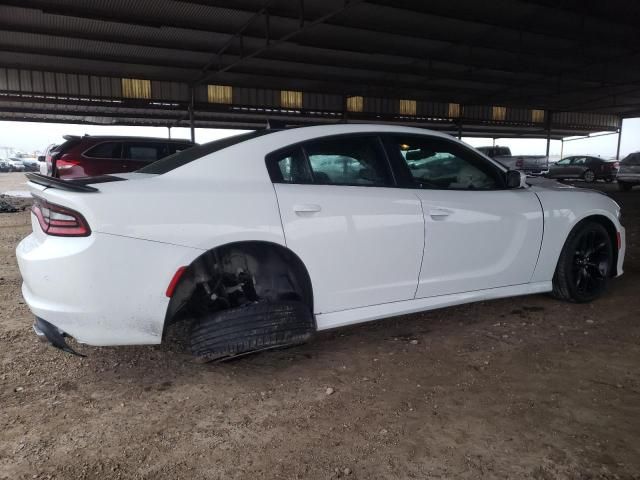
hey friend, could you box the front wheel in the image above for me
[552,221,613,303]
[583,169,596,183]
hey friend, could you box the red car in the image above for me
[46,135,195,179]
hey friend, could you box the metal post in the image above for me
[559,138,564,160]
[189,87,195,143]
[545,112,552,161]
[458,122,462,140]
[492,137,496,147]
[616,125,622,160]
[167,126,171,139]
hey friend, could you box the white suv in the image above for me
[16,125,625,360]
[617,152,640,191]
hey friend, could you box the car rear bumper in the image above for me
[617,173,640,183]
[16,223,201,346]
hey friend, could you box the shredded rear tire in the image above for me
[190,301,314,362]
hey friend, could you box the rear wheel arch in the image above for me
[163,241,314,335]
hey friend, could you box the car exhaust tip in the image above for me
[33,317,86,357]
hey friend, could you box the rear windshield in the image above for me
[137,130,274,174]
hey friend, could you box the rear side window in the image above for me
[124,142,169,161]
[84,142,122,159]
[267,135,393,187]
[275,149,313,183]
[304,136,392,186]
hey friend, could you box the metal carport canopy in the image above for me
[0,0,639,138]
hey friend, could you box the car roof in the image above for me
[63,134,194,143]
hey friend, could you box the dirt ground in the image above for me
[0,177,639,480]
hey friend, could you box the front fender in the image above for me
[530,190,624,283]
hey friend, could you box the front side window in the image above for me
[84,142,122,159]
[556,157,571,165]
[388,136,503,190]
[304,136,392,186]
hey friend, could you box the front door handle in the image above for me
[428,208,452,219]
[293,204,322,214]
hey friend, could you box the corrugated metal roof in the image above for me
[0,0,638,132]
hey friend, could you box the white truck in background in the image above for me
[477,146,549,176]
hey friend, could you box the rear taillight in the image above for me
[55,159,80,171]
[31,197,91,237]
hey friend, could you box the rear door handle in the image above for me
[428,208,452,219]
[293,204,322,214]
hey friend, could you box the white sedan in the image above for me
[16,125,625,360]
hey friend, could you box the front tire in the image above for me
[583,169,596,183]
[552,221,613,303]
[190,301,315,362]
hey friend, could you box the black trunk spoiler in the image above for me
[24,172,131,193]
[25,173,99,192]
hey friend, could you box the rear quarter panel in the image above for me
[35,141,287,251]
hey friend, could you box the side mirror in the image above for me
[506,170,527,189]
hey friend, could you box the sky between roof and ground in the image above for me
[0,118,638,159]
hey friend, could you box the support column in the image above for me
[189,87,195,143]
[457,121,462,140]
[616,123,623,160]
[545,112,552,169]
[167,126,171,139]
[559,138,564,160]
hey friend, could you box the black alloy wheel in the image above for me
[553,221,613,303]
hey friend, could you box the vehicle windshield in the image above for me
[137,130,275,174]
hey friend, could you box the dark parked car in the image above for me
[46,135,196,179]
[617,152,640,191]
[546,156,618,182]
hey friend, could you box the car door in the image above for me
[568,156,587,177]
[550,157,572,177]
[382,134,544,298]
[268,134,425,315]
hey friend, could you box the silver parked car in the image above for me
[617,152,640,191]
